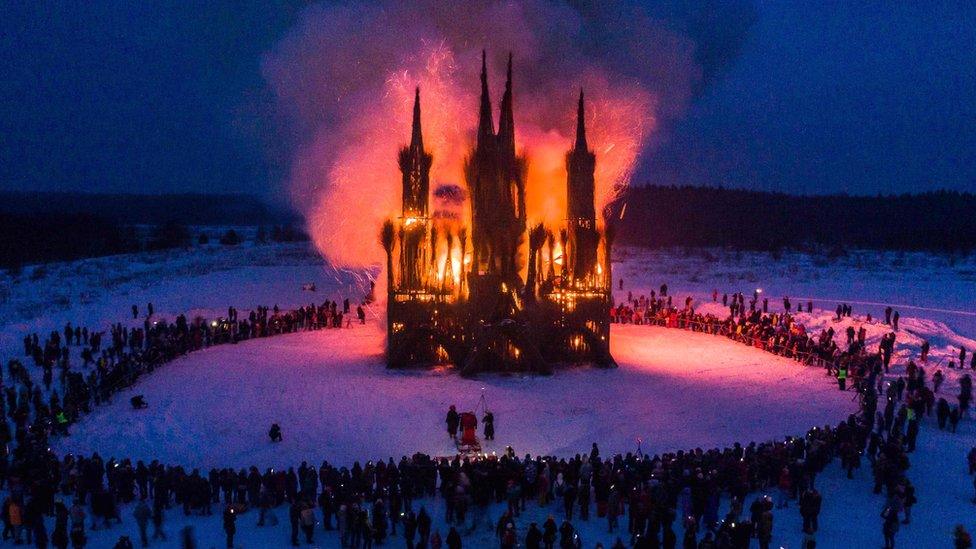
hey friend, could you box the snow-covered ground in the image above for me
[615,246,976,342]
[2,242,975,548]
[50,324,855,468]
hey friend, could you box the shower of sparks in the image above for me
[262,2,686,270]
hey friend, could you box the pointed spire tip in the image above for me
[410,85,423,151]
[575,87,587,150]
[505,52,513,90]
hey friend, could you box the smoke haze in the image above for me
[262,0,757,267]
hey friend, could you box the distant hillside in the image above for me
[0,192,304,267]
[0,192,297,226]
[613,186,976,252]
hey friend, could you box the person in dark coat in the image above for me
[938,398,951,430]
[881,505,899,549]
[543,516,557,549]
[446,406,460,439]
[222,506,236,548]
[799,488,821,533]
[289,500,301,546]
[52,499,70,549]
[446,526,462,549]
[403,511,417,549]
[525,522,542,549]
[417,507,431,548]
[483,410,495,441]
[133,500,150,547]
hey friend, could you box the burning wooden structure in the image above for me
[383,52,615,375]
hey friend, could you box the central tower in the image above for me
[466,52,526,283]
[384,51,615,375]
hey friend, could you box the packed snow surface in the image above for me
[1,242,974,548]
[51,323,855,468]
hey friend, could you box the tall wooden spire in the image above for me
[574,88,587,151]
[410,86,424,153]
[497,53,516,157]
[476,50,495,151]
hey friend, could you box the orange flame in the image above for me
[296,45,654,268]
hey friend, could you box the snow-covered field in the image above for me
[615,246,976,341]
[51,324,855,468]
[2,242,975,548]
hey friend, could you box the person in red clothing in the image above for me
[460,412,478,445]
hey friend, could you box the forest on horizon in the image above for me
[612,185,976,253]
[0,187,973,268]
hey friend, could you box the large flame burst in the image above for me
[294,44,654,269]
[264,0,691,271]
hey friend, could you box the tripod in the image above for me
[473,389,489,415]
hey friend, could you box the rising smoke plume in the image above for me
[262,0,756,268]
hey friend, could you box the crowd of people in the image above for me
[1,298,370,455]
[0,398,883,549]
[607,284,973,548]
[0,353,937,549]
[0,297,378,547]
[610,287,975,444]
[611,288,882,370]
[0,284,972,548]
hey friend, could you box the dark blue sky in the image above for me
[2,2,974,197]
[645,2,976,194]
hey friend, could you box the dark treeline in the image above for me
[0,192,296,226]
[0,213,137,268]
[614,186,976,252]
[0,192,305,269]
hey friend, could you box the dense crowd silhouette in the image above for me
[0,285,973,548]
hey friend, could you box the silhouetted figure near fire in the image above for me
[483,410,495,441]
[446,405,459,440]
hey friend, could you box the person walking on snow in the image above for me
[132,500,150,548]
[222,506,236,549]
[269,423,282,443]
[483,410,495,441]
[446,406,460,440]
[881,504,899,549]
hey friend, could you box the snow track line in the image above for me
[790,297,976,317]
